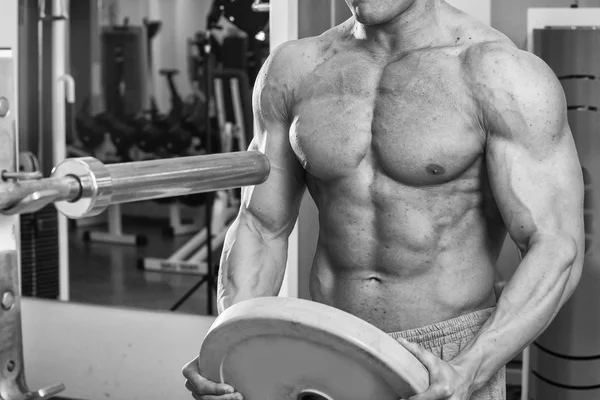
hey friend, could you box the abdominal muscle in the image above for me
[307,199,500,333]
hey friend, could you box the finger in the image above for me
[407,384,452,400]
[395,337,439,370]
[185,378,235,397]
[182,358,237,396]
[407,391,441,400]
[185,380,196,392]
[182,357,201,379]
[197,393,243,400]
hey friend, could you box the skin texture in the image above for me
[183,1,584,399]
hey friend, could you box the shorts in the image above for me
[388,308,506,400]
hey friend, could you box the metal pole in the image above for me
[105,152,267,204]
[51,0,70,303]
[0,39,66,399]
[203,29,215,315]
[251,0,270,12]
[0,151,270,219]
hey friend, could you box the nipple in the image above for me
[426,164,446,176]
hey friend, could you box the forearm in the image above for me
[453,235,580,391]
[216,217,289,314]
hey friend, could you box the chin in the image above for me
[353,8,391,25]
[354,13,382,26]
[349,0,415,25]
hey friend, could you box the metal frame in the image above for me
[0,34,65,398]
[166,203,202,236]
[81,204,146,246]
[43,0,72,302]
[141,191,237,277]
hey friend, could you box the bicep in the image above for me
[241,118,306,239]
[487,127,583,254]
[239,50,306,239]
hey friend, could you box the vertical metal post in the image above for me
[51,0,70,302]
[204,31,214,315]
[0,48,64,400]
[0,52,23,397]
[37,0,71,302]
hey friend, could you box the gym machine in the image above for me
[140,70,252,278]
[101,20,149,119]
[74,18,209,247]
[136,1,265,314]
[0,44,269,399]
[81,18,215,246]
[68,21,152,247]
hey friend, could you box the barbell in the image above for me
[0,151,270,219]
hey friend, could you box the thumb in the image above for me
[395,336,437,371]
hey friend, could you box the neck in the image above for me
[351,0,445,55]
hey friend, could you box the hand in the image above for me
[182,356,243,400]
[396,337,475,400]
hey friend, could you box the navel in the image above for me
[426,164,446,176]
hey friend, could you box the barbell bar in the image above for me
[0,151,270,219]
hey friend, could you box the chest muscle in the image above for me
[289,55,484,185]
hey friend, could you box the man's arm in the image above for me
[217,43,306,314]
[454,44,585,391]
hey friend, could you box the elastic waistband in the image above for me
[388,308,495,348]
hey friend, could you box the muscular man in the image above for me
[183,0,585,399]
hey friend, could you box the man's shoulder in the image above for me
[461,36,565,115]
[265,32,335,82]
[461,38,556,91]
[438,10,553,86]
[256,31,339,110]
[461,37,567,141]
[255,33,335,120]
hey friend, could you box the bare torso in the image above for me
[285,8,514,332]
